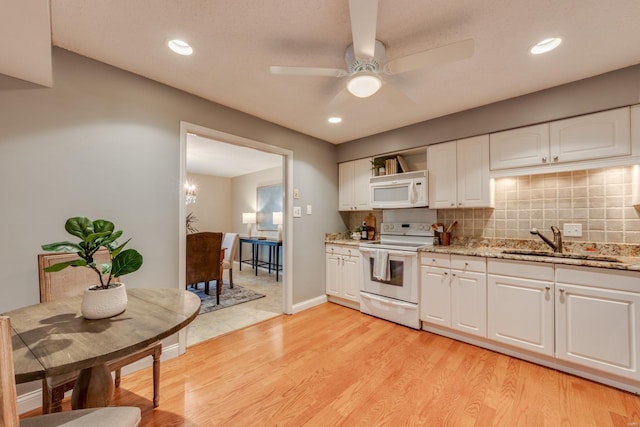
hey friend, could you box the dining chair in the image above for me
[186,232,224,303]
[37,251,162,413]
[221,233,239,288]
[0,316,142,427]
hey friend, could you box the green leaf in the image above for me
[85,230,112,244]
[41,241,83,253]
[92,219,114,234]
[97,230,123,248]
[100,263,112,275]
[110,238,131,258]
[43,259,87,272]
[111,249,143,277]
[64,217,94,240]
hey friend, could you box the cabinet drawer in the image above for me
[420,253,450,268]
[487,258,554,281]
[325,244,360,258]
[555,265,640,292]
[451,255,486,273]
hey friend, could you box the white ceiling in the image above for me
[186,134,282,178]
[48,0,640,145]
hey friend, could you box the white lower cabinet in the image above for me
[555,265,640,381]
[325,244,361,304]
[420,254,487,338]
[420,255,640,392]
[487,259,555,356]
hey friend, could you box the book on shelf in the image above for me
[385,158,398,174]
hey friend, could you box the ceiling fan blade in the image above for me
[379,81,415,109]
[270,66,348,77]
[349,0,378,59]
[384,39,474,75]
[327,87,352,111]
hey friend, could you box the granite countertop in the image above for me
[325,232,640,271]
[420,245,640,271]
[325,239,363,247]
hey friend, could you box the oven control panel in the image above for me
[381,223,433,236]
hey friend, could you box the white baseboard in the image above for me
[17,343,181,415]
[291,294,327,314]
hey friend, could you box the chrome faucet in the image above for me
[530,226,563,253]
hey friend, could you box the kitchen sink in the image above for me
[501,249,621,263]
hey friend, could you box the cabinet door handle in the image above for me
[545,286,551,290]
[542,156,548,163]
[559,287,565,293]
[444,272,448,276]
[553,156,559,161]
[450,203,455,206]
[452,273,457,277]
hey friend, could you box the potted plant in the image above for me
[370,158,386,176]
[41,216,143,319]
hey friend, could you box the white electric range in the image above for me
[359,223,434,329]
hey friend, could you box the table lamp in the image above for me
[242,212,256,238]
[272,211,283,241]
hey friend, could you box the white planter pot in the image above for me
[81,282,128,320]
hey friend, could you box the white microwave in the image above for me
[370,170,428,209]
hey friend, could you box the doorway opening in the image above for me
[178,122,293,348]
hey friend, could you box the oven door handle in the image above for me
[359,248,418,258]
[361,292,417,309]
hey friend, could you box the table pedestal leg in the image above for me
[71,363,114,409]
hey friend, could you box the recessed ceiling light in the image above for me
[328,117,342,124]
[529,37,562,55]
[168,39,193,56]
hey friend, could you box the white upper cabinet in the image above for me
[427,141,457,208]
[457,135,493,208]
[490,123,550,170]
[550,107,630,163]
[428,135,493,208]
[490,107,631,172]
[338,158,371,211]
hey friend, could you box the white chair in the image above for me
[0,316,141,427]
[221,233,239,288]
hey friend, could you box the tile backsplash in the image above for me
[438,166,640,244]
[347,166,640,245]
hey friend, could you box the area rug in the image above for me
[188,282,265,314]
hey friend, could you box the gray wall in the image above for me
[0,48,343,314]
[186,173,232,233]
[338,64,640,162]
[231,167,282,240]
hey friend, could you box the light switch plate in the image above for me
[306,205,312,215]
[293,188,300,199]
[563,223,582,237]
[293,206,302,217]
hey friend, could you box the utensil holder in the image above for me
[439,231,451,246]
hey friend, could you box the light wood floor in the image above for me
[25,303,640,426]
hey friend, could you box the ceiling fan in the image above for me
[269,0,474,99]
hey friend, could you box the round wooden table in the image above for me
[5,288,200,409]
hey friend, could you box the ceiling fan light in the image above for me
[347,74,382,98]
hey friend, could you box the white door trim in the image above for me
[178,121,294,355]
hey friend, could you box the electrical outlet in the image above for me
[293,206,302,217]
[563,223,582,237]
